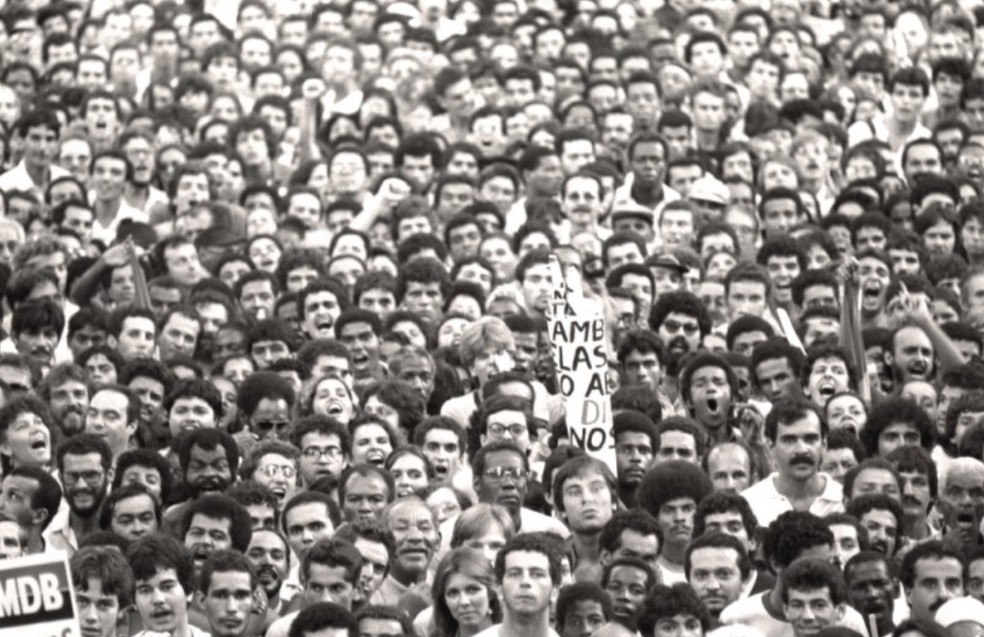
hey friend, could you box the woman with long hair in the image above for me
[430,548,501,637]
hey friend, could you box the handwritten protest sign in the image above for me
[0,553,78,637]
[547,256,617,474]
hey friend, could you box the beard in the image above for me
[57,408,86,436]
[663,335,692,376]
[68,483,109,518]
[186,475,231,499]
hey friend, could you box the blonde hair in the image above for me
[450,503,515,547]
[458,316,515,368]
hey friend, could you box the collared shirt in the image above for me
[90,198,150,245]
[740,472,844,529]
[42,506,78,558]
[0,160,71,201]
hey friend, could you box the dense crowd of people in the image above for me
[4,0,984,636]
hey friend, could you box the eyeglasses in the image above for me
[257,465,296,479]
[483,466,529,482]
[254,420,291,434]
[64,470,104,485]
[302,446,343,461]
[662,318,700,336]
[487,423,527,438]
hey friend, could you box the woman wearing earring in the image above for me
[429,547,501,637]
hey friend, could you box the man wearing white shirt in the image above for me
[741,398,844,528]
[720,511,870,636]
[89,150,149,246]
[0,109,71,202]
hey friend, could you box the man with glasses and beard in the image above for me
[46,433,113,556]
[647,290,712,415]
[163,429,240,536]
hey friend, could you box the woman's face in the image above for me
[351,423,393,466]
[444,572,492,629]
[462,523,508,565]
[962,217,984,256]
[312,377,356,424]
[426,487,462,525]
[249,237,282,273]
[389,453,429,498]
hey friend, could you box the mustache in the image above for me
[791,454,815,465]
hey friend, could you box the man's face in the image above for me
[656,311,701,362]
[62,452,109,517]
[85,98,120,143]
[688,546,745,617]
[110,492,157,541]
[339,321,379,377]
[887,326,934,384]
[771,411,824,483]
[159,313,200,361]
[298,432,347,485]
[48,379,89,436]
[727,281,768,322]
[940,467,984,545]
[859,508,899,556]
[659,209,694,250]
[560,468,614,534]
[615,431,653,486]
[706,446,751,493]
[76,577,120,637]
[386,500,440,580]
[785,587,843,637]
[246,530,289,597]
[847,560,895,624]
[284,501,334,559]
[561,599,607,637]
[184,444,232,497]
[687,365,732,431]
[0,475,40,529]
[135,567,189,633]
[501,550,555,616]
[202,570,252,637]
[342,473,389,524]
[656,497,695,551]
[906,557,965,621]
[184,512,233,574]
[904,144,942,181]
[86,389,134,457]
[606,563,649,626]
[475,449,528,515]
[402,281,443,323]
[755,357,799,403]
[621,349,660,390]
[820,448,858,483]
